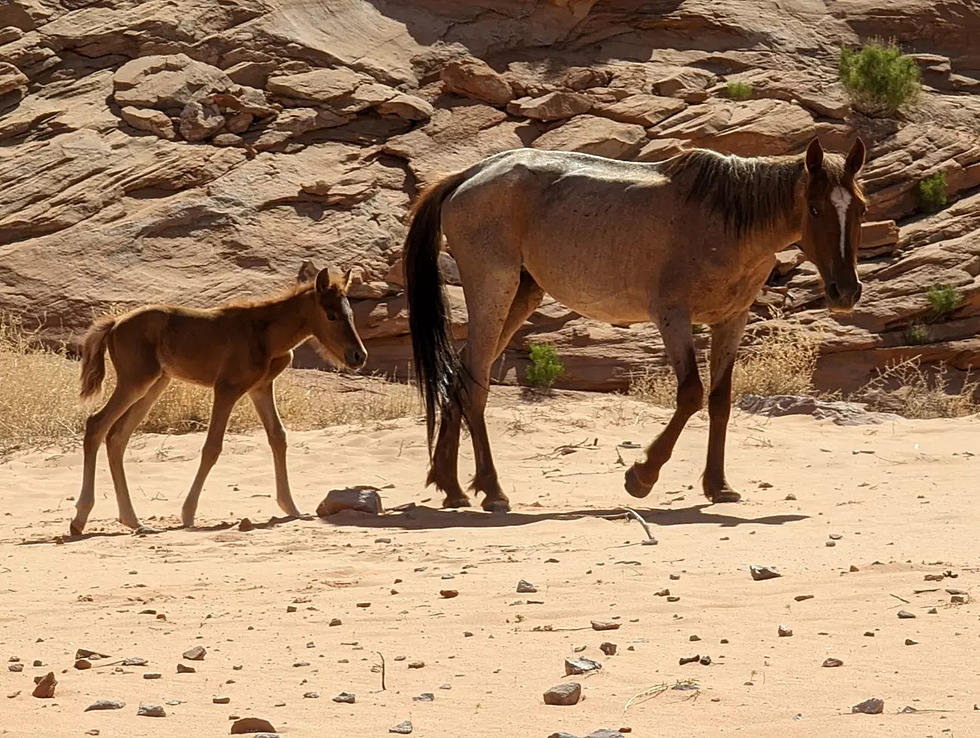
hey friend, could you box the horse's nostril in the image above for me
[827,282,841,301]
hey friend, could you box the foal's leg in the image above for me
[105,375,171,529]
[71,374,158,536]
[625,309,704,498]
[702,313,747,503]
[249,378,300,518]
[181,385,244,527]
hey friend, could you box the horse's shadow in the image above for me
[321,504,809,531]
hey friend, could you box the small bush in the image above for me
[926,284,962,320]
[725,81,753,101]
[838,39,921,115]
[691,323,708,335]
[855,358,978,419]
[903,322,930,345]
[525,343,564,389]
[917,171,948,213]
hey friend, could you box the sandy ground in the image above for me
[1,390,978,738]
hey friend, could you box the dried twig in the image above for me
[376,651,386,691]
[890,593,910,604]
[622,507,658,545]
[625,678,700,711]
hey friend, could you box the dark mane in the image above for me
[662,149,852,237]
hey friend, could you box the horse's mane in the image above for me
[661,148,854,237]
[219,281,314,312]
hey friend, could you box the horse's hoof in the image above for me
[482,498,511,513]
[68,522,83,537]
[624,465,653,498]
[706,486,742,503]
[443,495,472,509]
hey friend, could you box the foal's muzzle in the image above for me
[345,346,367,370]
[826,280,862,313]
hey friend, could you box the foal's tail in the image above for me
[79,317,115,401]
[404,170,469,454]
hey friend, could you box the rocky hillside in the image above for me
[1,0,978,393]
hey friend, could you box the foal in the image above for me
[70,263,367,535]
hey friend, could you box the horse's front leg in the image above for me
[702,313,747,503]
[625,308,703,498]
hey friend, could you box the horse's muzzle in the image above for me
[345,346,367,370]
[826,280,862,313]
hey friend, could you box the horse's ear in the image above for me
[805,138,823,173]
[315,268,331,294]
[846,137,866,175]
[342,268,354,292]
[297,260,318,284]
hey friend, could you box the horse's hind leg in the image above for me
[625,308,703,499]
[105,375,171,529]
[495,271,545,356]
[71,372,158,536]
[701,313,747,503]
[181,385,244,527]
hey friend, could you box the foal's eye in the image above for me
[327,312,337,321]
[809,206,820,217]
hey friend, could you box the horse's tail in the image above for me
[404,170,469,454]
[79,317,115,401]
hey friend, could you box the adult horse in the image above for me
[405,138,867,512]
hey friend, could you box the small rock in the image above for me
[440,590,458,598]
[85,699,125,711]
[238,517,254,532]
[137,703,166,717]
[547,733,578,738]
[143,673,162,680]
[214,696,231,704]
[822,658,843,668]
[599,642,617,656]
[74,659,92,670]
[32,660,42,667]
[389,720,413,734]
[8,663,23,672]
[669,573,681,580]
[286,605,297,613]
[897,610,916,619]
[356,602,371,608]
[905,638,918,646]
[177,663,195,673]
[316,486,383,516]
[587,731,624,738]
[951,595,967,604]
[564,657,602,675]
[863,631,875,637]
[778,625,793,637]
[31,672,56,699]
[851,697,884,715]
[413,692,434,702]
[666,595,680,602]
[679,655,699,665]
[230,717,276,734]
[75,649,108,660]
[750,565,781,581]
[699,655,711,666]
[591,620,620,631]
[517,579,537,593]
[183,646,206,661]
[825,541,836,547]
[689,634,701,642]
[329,619,342,626]
[655,588,670,597]
[121,657,147,666]
[829,533,843,540]
[794,594,814,601]
[303,691,319,699]
[332,692,355,704]
[785,493,797,500]
[849,565,859,572]
[543,682,582,706]
[408,660,425,669]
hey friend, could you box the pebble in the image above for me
[85,700,125,711]
[143,673,162,680]
[332,692,355,704]
[137,703,166,718]
[905,639,918,646]
[669,573,681,580]
[238,517,254,532]
[699,655,711,666]
[863,631,875,637]
[440,590,459,598]
[852,697,884,714]
[303,692,319,699]
[213,696,231,704]
[329,618,342,626]
[356,602,371,608]
[74,659,92,670]
[76,649,108,660]
[517,579,538,593]
[413,693,434,702]
[666,596,680,602]
[31,672,56,699]
[177,664,195,674]
[600,642,617,656]
[784,493,797,500]
[543,683,582,706]
[8,664,23,672]
[689,634,700,642]
[591,621,620,631]
[822,658,843,668]
[182,646,206,661]
[794,594,814,601]
[564,657,602,675]
[286,605,297,613]
[778,625,793,637]
[849,565,859,572]
[897,610,916,619]
[825,541,836,547]
[951,595,967,604]
[679,655,699,665]
[389,720,413,734]
[375,537,391,543]
[230,717,276,734]
[749,565,781,581]
[122,657,147,666]
[829,533,843,540]
[408,661,425,669]
[655,589,670,597]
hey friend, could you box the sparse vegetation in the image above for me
[725,81,753,101]
[629,320,819,407]
[691,323,708,335]
[838,38,921,115]
[525,343,565,389]
[917,171,948,213]
[926,284,962,320]
[854,358,978,418]
[903,322,930,345]
[0,315,417,458]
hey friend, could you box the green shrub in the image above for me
[725,81,753,101]
[525,343,564,388]
[904,322,929,345]
[926,284,962,319]
[691,323,708,335]
[838,39,921,115]
[917,171,947,213]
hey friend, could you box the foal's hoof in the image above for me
[443,494,472,509]
[68,521,84,537]
[481,498,511,514]
[705,486,742,504]
[624,464,654,498]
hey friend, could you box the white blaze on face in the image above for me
[830,187,852,260]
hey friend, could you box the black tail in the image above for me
[404,170,469,454]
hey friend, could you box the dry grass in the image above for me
[0,316,418,458]
[853,357,978,419]
[629,320,819,408]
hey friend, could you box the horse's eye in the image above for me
[810,206,820,217]
[327,312,337,321]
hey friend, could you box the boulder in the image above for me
[440,58,513,105]
[113,54,233,110]
[592,93,686,127]
[0,61,28,96]
[533,115,645,158]
[507,91,593,121]
[119,106,175,139]
[266,67,365,104]
[179,100,225,141]
[377,93,433,121]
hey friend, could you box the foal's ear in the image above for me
[342,268,354,292]
[805,138,823,173]
[297,260,318,284]
[315,268,332,294]
[845,137,866,175]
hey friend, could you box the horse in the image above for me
[69,262,367,536]
[404,137,867,513]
